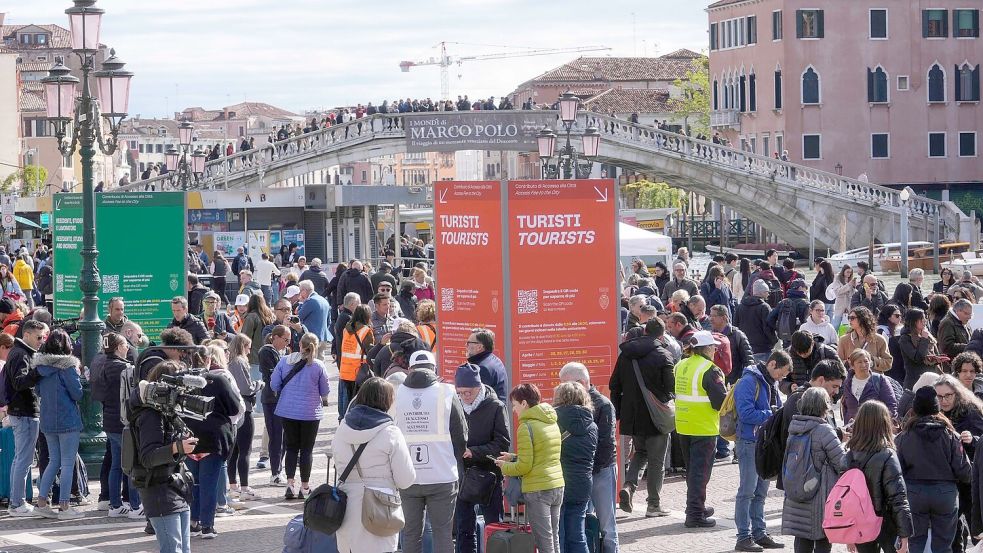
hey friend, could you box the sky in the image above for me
[6,0,710,118]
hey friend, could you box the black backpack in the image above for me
[776,301,796,344]
[755,405,786,482]
[766,280,784,309]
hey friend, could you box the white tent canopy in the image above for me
[619,222,673,257]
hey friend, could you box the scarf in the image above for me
[462,385,487,416]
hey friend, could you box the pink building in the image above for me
[707,0,982,190]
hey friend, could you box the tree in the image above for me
[1,166,49,196]
[672,54,711,137]
[623,180,687,210]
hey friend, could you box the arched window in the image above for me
[867,66,888,103]
[802,67,820,104]
[956,63,981,102]
[928,64,945,102]
[713,79,719,110]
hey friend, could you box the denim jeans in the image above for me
[338,380,356,421]
[908,480,959,553]
[716,435,731,457]
[454,479,503,553]
[678,434,716,521]
[559,499,590,553]
[735,438,770,540]
[624,434,669,508]
[8,415,38,508]
[526,487,563,553]
[107,433,141,509]
[261,285,273,307]
[401,481,458,553]
[39,431,80,504]
[589,464,619,553]
[151,510,191,553]
[186,454,224,527]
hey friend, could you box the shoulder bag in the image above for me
[459,465,498,506]
[352,329,375,389]
[275,359,307,405]
[632,359,676,434]
[352,445,405,536]
[303,442,368,535]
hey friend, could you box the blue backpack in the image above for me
[783,431,822,502]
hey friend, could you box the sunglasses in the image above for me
[847,315,857,320]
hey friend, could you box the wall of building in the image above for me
[0,53,18,184]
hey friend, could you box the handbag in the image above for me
[459,466,497,506]
[352,330,375,388]
[352,445,405,536]
[503,423,534,508]
[302,442,368,535]
[631,360,676,434]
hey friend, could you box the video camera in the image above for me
[51,317,80,335]
[138,369,214,421]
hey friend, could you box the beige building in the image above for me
[0,50,18,186]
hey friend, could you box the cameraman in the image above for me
[137,328,194,380]
[129,360,198,553]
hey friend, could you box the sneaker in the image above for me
[96,500,110,511]
[145,521,156,535]
[8,503,37,517]
[228,496,248,511]
[190,523,202,536]
[201,527,219,539]
[646,506,671,517]
[736,538,764,552]
[256,457,269,470]
[215,505,236,517]
[73,495,92,506]
[684,517,717,529]
[127,506,145,520]
[239,488,259,501]
[58,507,84,521]
[35,505,59,519]
[755,535,785,549]
[704,507,715,518]
[108,505,131,518]
[284,486,296,500]
[270,473,286,487]
[298,487,310,500]
[618,486,634,513]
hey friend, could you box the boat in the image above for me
[705,243,797,258]
[828,241,932,272]
[880,242,973,273]
[944,251,983,277]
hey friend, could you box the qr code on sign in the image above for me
[103,274,120,294]
[440,288,454,311]
[517,289,538,314]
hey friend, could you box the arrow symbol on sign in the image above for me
[594,186,609,203]
[439,188,448,204]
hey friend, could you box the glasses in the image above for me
[811,308,824,313]
[276,307,290,312]
[466,340,481,346]
[890,313,902,318]
[939,392,956,401]
[847,315,857,320]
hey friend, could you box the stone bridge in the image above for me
[119,111,974,251]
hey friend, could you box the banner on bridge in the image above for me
[405,112,554,153]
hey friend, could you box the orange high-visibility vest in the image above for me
[417,323,436,351]
[339,325,372,381]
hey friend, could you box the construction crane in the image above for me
[399,41,612,102]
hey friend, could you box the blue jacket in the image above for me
[556,404,597,504]
[298,291,331,342]
[734,364,781,441]
[272,353,331,421]
[32,353,83,434]
[468,350,508,402]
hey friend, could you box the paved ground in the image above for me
[0,356,854,553]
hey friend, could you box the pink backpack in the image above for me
[823,466,883,544]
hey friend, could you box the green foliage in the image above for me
[2,166,49,197]
[672,55,711,137]
[623,180,687,209]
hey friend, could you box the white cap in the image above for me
[283,285,301,299]
[689,330,720,348]
[409,350,436,369]
[390,317,410,333]
[235,294,250,307]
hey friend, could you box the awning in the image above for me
[15,216,41,229]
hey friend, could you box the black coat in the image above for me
[946,407,983,460]
[735,295,778,355]
[396,291,418,323]
[336,268,374,306]
[588,386,617,472]
[609,336,675,437]
[183,373,240,459]
[300,268,330,297]
[556,404,597,504]
[5,338,38,418]
[167,314,209,345]
[129,397,191,518]
[188,285,208,316]
[847,449,913,538]
[333,308,352,361]
[469,350,508,402]
[461,385,511,476]
[98,354,130,434]
[898,329,941,390]
[896,418,972,483]
[720,324,754,385]
[785,338,838,395]
[258,344,282,405]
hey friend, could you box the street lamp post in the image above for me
[164,120,205,190]
[537,92,600,179]
[41,0,132,466]
[900,187,911,279]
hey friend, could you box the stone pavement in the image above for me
[0,360,846,553]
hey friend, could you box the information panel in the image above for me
[53,192,187,340]
[433,181,506,382]
[507,179,620,401]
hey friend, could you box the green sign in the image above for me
[40,213,50,228]
[53,192,187,340]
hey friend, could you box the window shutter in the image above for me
[956,65,963,101]
[923,11,930,37]
[867,69,874,102]
[974,65,981,101]
[943,10,950,36]
[817,11,825,38]
[775,71,783,109]
[953,10,958,37]
[974,10,980,37]
[740,75,747,112]
[713,81,719,110]
[796,10,804,38]
[750,74,757,111]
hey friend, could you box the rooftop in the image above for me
[178,101,298,122]
[707,0,752,9]
[581,88,675,114]
[521,49,704,85]
[15,61,51,73]
[1,24,72,49]
[19,90,44,112]
[120,118,233,140]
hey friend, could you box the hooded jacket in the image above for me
[588,386,617,472]
[735,294,778,354]
[461,384,511,476]
[271,353,331,421]
[734,364,781,441]
[299,266,330,297]
[500,403,565,493]
[12,258,33,291]
[32,353,83,434]
[653,262,670,293]
[5,337,39,417]
[847,449,913,538]
[609,336,675,437]
[841,370,898,424]
[336,267,374,307]
[127,391,192,518]
[781,415,849,540]
[97,354,131,434]
[332,405,416,552]
[896,417,972,483]
[555,404,597,504]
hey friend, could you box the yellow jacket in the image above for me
[500,403,565,493]
[13,259,33,291]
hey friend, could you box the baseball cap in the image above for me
[204,291,221,302]
[689,330,721,348]
[409,350,436,369]
[790,278,807,290]
[390,317,410,333]
[283,285,301,299]
[235,294,250,307]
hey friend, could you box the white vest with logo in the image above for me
[393,382,457,485]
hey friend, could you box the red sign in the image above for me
[507,179,620,402]
[433,181,506,382]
